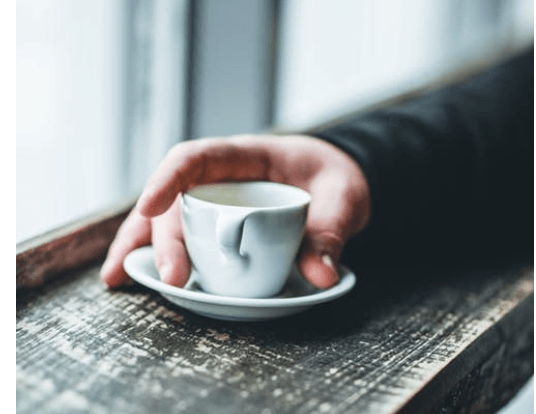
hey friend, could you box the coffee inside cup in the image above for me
[186,181,311,208]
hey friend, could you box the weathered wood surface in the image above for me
[16,199,135,290]
[17,262,533,414]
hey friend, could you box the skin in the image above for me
[101,134,371,290]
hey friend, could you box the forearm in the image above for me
[316,48,534,263]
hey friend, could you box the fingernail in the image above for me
[322,254,339,283]
[137,184,155,207]
[100,260,112,277]
[159,263,174,283]
[136,191,150,209]
[321,254,335,269]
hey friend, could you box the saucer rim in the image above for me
[123,246,356,308]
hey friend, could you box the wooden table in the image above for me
[16,204,533,414]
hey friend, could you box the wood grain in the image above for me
[16,199,135,289]
[17,263,533,414]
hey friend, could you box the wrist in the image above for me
[306,135,372,235]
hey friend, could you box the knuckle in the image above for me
[304,230,344,255]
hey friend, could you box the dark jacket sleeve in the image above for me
[316,48,534,265]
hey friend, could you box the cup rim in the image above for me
[182,181,311,211]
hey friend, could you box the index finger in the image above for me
[137,137,272,217]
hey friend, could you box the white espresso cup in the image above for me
[181,181,311,298]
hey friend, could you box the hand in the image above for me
[100,134,371,289]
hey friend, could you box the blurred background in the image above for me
[17,0,533,242]
[16,1,534,411]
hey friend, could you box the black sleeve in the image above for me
[316,48,534,265]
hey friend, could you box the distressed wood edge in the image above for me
[429,293,534,414]
[16,198,136,290]
[429,311,534,414]
[396,273,534,414]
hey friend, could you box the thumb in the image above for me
[297,231,344,289]
[296,166,371,289]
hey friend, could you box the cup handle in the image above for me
[215,212,250,262]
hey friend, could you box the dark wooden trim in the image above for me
[266,0,282,127]
[16,198,136,290]
[183,0,198,141]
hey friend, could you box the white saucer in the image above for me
[123,246,356,322]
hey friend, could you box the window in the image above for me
[16,0,276,242]
[275,0,534,129]
[17,0,129,241]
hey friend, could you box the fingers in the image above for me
[297,183,351,289]
[101,208,152,288]
[104,134,372,292]
[137,137,271,217]
[151,195,191,287]
[297,156,371,289]
[101,198,192,288]
[298,231,344,289]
